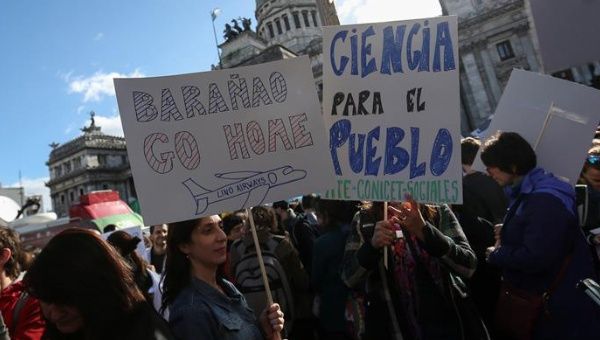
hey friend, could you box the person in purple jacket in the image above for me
[482,131,599,340]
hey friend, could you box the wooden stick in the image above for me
[383,201,388,269]
[534,102,554,151]
[246,207,273,304]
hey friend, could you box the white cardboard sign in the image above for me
[322,16,462,204]
[529,0,600,73]
[115,57,332,225]
[474,69,600,184]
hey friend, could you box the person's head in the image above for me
[18,248,35,272]
[103,224,117,233]
[581,145,600,191]
[361,199,437,224]
[251,206,278,233]
[162,215,226,312]
[461,137,481,167]
[149,224,168,249]
[481,131,537,186]
[272,200,290,219]
[24,228,144,337]
[107,231,152,299]
[222,214,245,242]
[302,194,318,212]
[106,231,145,269]
[315,199,357,229]
[0,226,21,280]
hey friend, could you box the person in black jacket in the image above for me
[24,228,173,340]
[454,137,507,326]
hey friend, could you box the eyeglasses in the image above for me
[587,154,600,166]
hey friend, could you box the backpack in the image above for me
[290,214,319,250]
[233,235,295,332]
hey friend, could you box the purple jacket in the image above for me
[488,168,600,339]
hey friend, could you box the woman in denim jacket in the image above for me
[162,215,284,340]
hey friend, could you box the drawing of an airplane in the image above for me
[182,165,307,215]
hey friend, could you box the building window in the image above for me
[275,18,282,35]
[311,11,318,27]
[102,184,109,190]
[54,166,62,178]
[60,194,65,204]
[302,11,310,27]
[63,162,71,174]
[267,22,275,38]
[496,40,515,61]
[293,12,301,28]
[283,14,290,31]
[79,188,84,196]
[98,154,107,166]
[69,191,74,202]
[72,157,81,170]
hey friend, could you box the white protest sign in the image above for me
[322,16,462,204]
[115,57,332,225]
[102,225,146,257]
[529,0,600,73]
[474,69,600,184]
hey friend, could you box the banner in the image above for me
[322,16,462,204]
[115,57,332,225]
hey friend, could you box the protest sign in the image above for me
[115,57,331,225]
[528,0,600,73]
[473,69,600,184]
[322,16,462,204]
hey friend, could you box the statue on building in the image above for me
[231,19,243,34]
[241,17,252,31]
[223,23,238,41]
[81,111,101,133]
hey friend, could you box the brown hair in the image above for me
[251,206,278,233]
[24,228,145,338]
[162,217,209,314]
[106,231,152,301]
[0,226,21,279]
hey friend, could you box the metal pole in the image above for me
[211,9,223,69]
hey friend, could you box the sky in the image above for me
[0,0,441,212]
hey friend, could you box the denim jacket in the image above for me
[169,277,264,340]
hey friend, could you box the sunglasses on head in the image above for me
[587,154,600,166]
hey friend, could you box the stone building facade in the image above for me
[46,114,136,217]
[219,0,340,99]
[439,0,541,133]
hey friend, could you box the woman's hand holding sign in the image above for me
[371,220,396,249]
[388,195,426,241]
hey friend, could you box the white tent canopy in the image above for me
[0,196,20,223]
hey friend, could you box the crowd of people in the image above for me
[0,131,600,339]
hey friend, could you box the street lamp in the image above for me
[211,8,223,69]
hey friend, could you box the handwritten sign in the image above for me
[115,57,332,225]
[322,16,462,204]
